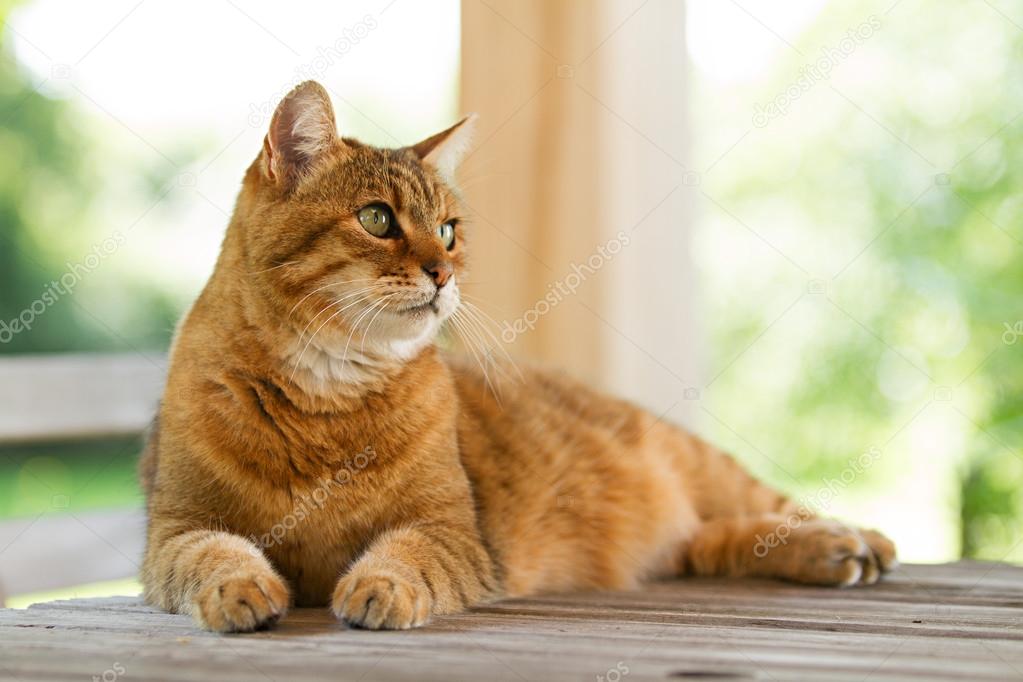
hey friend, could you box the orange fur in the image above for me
[140,82,896,632]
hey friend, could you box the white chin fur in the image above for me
[287,282,457,391]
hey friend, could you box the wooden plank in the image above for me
[0,509,144,595]
[0,353,165,443]
[0,561,1021,681]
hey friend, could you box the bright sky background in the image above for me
[8,0,460,137]
[687,0,828,83]
[3,0,826,289]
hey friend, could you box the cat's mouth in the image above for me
[398,297,439,316]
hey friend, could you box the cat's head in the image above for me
[235,81,474,365]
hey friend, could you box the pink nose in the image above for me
[423,261,453,288]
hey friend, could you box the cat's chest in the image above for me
[240,469,384,605]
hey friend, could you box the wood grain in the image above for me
[1,561,1021,681]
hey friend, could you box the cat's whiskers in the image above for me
[447,311,483,385]
[457,300,523,382]
[288,290,382,385]
[341,293,399,373]
[459,292,516,316]
[287,278,380,321]
[359,293,399,355]
[461,309,516,394]
[345,292,401,368]
[449,296,521,391]
[449,309,502,406]
[296,284,387,343]
[249,261,299,275]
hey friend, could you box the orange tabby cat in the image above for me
[139,81,896,632]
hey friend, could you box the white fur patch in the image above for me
[285,278,457,395]
[291,101,333,159]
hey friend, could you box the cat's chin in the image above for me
[367,311,444,360]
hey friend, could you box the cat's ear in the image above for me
[262,81,339,186]
[411,114,478,179]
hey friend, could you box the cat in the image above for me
[139,81,896,632]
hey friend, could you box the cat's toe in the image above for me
[860,528,898,573]
[194,571,289,633]
[332,571,431,630]
[778,522,888,587]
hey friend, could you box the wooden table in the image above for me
[1,561,1021,681]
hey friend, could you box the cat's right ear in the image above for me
[262,81,339,187]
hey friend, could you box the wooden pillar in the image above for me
[458,0,697,416]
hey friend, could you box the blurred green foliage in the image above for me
[0,4,181,354]
[0,0,181,523]
[0,437,142,516]
[696,0,1021,562]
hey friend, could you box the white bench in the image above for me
[0,353,165,600]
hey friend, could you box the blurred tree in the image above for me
[695,0,1022,562]
[0,0,190,529]
[0,0,180,355]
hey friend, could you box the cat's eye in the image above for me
[358,204,395,238]
[437,222,455,250]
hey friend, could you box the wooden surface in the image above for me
[1,562,1021,681]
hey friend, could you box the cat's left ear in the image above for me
[411,114,478,179]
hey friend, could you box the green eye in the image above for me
[437,222,455,249]
[358,204,394,237]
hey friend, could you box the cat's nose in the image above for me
[423,261,453,288]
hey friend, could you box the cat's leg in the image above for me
[142,525,290,632]
[682,515,897,586]
[332,521,496,629]
[665,431,896,585]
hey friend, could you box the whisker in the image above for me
[360,293,397,354]
[464,313,517,391]
[295,284,386,342]
[459,292,518,316]
[249,261,299,275]
[289,291,380,384]
[287,278,380,320]
[341,293,398,374]
[459,300,523,382]
[450,309,502,406]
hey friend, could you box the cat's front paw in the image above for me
[332,570,432,629]
[193,570,290,633]
[775,521,897,587]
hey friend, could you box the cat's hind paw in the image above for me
[772,521,897,587]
